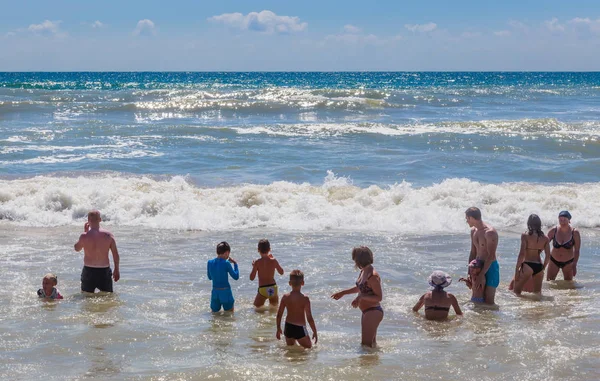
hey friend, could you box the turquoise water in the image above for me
[1,73,599,380]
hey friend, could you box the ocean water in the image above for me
[1,72,599,380]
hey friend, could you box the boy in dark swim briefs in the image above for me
[250,239,284,308]
[276,270,318,348]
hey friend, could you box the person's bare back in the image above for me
[74,210,120,292]
[252,256,282,286]
[250,239,284,307]
[276,270,317,349]
[76,227,115,267]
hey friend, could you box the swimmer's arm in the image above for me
[109,236,120,282]
[449,293,462,316]
[480,230,498,276]
[468,228,477,263]
[542,238,551,270]
[276,295,286,339]
[274,259,284,275]
[305,296,318,343]
[74,233,85,252]
[331,286,359,300]
[227,261,239,280]
[206,262,212,280]
[412,294,425,312]
[514,234,526,279]
[249,260,258,281]
[573,229,581,276]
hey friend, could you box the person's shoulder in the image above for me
[484,228,498,238]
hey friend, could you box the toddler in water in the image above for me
[250,239,284,308]
[37,273,63,300]
[459,259,485,303]
[207,241,239,312]
[276,270,318,348]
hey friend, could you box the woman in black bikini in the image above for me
[413,271,462,320]
[331,246,383,348]
[546,210,580,281]
[511,214,550,295]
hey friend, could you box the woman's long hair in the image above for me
[527,214,544,238]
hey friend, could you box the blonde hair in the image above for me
[352,246,374,269]
[44,273,58,285]
[289,269,304,286]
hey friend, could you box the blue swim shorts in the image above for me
[210,288,234,312]
[485,260,500,288]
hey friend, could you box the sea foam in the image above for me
[0,172,598,232]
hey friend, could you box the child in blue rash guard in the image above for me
[207,241,239,312]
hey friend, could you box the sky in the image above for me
[0,0,599,71]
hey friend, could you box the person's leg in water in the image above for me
[253,293,267,308]
[361,308,383,347]
[514,264,533,295]
[561,262,575,281]
[546,260,560,281]
[296,335,312,349]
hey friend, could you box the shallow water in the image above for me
[1,226,599,380]
[2,72,600,380]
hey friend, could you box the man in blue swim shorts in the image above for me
[207,241,239,312]
[465,207,500,305]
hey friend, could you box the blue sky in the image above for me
[1,0,599,71]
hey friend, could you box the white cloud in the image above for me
[209,10,307,34]
[569,17,600,34]
[461,31,482,38]
[133,19,156,36]
[343,24,361,34]
[28,20,62,35]
[91,21,104,29]
[494,30,511,37]
[404,22,437,33]
[545,17,565,32]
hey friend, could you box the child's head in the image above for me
[258,239,270,255]
[352,246,373,269]
[469,259,483,276]
[42,273,58,293]
[428,270,452,291]
[216,241,231,258]
[289,269,304,288]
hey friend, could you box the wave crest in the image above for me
[1,173,599,232]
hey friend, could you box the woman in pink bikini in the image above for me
[331,246,383,348]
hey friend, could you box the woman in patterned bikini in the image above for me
[331,246,383,348]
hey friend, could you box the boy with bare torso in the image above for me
[276,270,318,349]
[250,239,284,307]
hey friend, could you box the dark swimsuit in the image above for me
[550,227,575,268]
[356,271,383,315]
[523,261,544,275]
[425,306,450,312]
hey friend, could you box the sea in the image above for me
[1,72,599,380]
